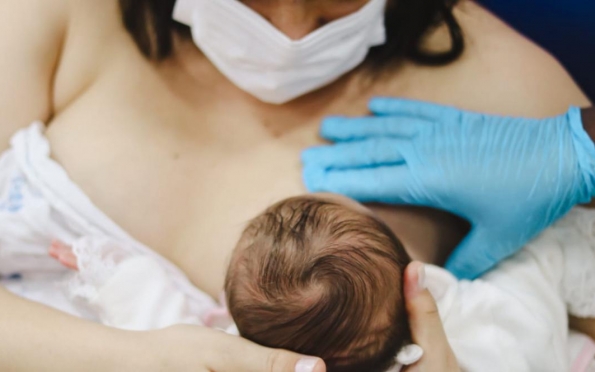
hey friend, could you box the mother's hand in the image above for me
[303,98,595,279]
[403,262,460,372]
[139,325,326,372]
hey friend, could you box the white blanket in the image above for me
[1,123,594,372]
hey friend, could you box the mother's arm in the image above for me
[1,287,325,372]
[0,0,64,151]
[0,2,126,369]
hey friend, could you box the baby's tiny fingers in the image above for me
[50,240,71,253]
[59,250,79,270]
[48,242,60,259]
[49,240,79,270]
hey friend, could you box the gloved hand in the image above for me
[302,98,595,279]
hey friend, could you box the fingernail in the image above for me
[417,263,426,290]
[295,357,319,372]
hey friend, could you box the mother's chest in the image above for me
[47,112,324,296]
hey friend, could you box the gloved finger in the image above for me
[444,227,498,280]
[369,98,459,121]
[303,165,426,206]
[301,138,406,169]
[320,116,426,142]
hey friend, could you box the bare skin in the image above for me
[403,262,460,372]
[0,0,591,370]
[19,0,586,298]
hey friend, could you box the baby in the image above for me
[225,194,412,372]
[48,194,595,372]
[50,193,414,371]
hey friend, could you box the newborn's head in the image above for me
[225,194,412,372]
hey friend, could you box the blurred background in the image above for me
[481,0,594,100]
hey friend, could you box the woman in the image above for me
[0,0,589,370]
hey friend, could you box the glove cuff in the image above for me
[569,106,595,200]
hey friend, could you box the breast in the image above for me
[47,80,326,298]
[174,139,313,296]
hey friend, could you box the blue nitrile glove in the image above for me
[302,98,595,279]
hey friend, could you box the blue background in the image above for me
[481,0,595,100]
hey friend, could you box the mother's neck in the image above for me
[165,36,386,124]
[368,204,469,265]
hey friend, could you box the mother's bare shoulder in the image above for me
[393,1,591,117]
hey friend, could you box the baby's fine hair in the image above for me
[225,196,411,372]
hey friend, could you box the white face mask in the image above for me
[173,0,387,104]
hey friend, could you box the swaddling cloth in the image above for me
[66,237,219,329]
[432,207,595,372]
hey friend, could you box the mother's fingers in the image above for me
[404,262,445,341]
[206,330,325,372]
[403,262,460,372]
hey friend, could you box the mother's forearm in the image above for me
[0,287,136,371]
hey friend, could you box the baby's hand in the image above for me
[49,240,79,270]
